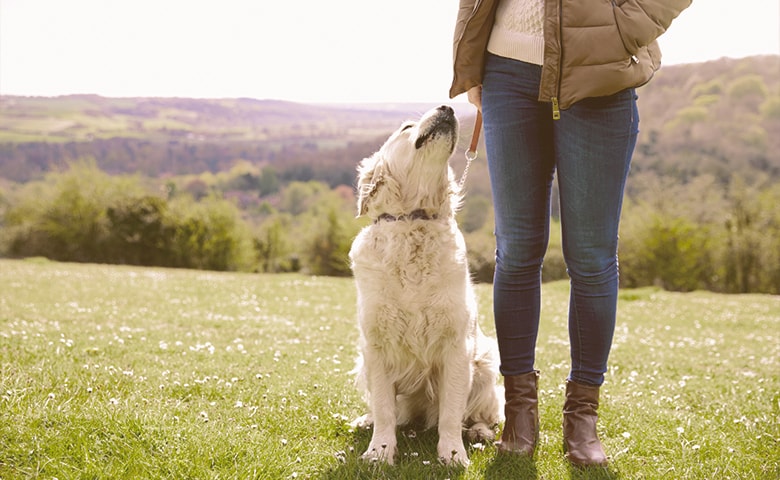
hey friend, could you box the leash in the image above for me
[458,110,482,190]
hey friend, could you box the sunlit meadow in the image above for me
[0,258,777,479]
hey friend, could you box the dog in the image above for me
[349,105,501,466]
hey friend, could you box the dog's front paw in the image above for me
[437,439,470,467]
[361,440,397,465]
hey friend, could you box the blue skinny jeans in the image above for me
[482,53,638,386]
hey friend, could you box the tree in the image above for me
[3,161,143,263]
[106,196,171,266]
[258,166,280,196]
[306,207,353,277]
[720,178,780,294]
[620,213,715,291]
[167,196,255,271]
[254,214,294,273]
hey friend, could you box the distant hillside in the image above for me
[0,96,428,143]
[0,56,777,187]
[0,96,470,183]
[630,55,780,188]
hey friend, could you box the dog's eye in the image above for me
[400,123,414,132]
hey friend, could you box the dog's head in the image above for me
[356,105,461,220]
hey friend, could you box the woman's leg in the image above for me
[554,89,639,386]
[482,54,554,376]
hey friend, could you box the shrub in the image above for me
[619,176,780,294]
[105,196,172,266]
[305,207,354,277]
[464,228,496,284]
[2,162,255,272]
[459,194,491,233]
[619,212,715,292]
[3,162,142,263]
[718,180,780,294]
[167,196,255,271]
[254,214,295,273]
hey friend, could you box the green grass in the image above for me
[0,259,777,479]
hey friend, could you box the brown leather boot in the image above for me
[497,370,539,456]
[562,380,608,466]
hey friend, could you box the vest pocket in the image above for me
[611,2,639,56]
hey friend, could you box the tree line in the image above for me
[0,162,360,277]
[1,160,778,294]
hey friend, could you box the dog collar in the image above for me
[375,209,438,224]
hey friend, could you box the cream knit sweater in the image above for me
[487,0,545,66]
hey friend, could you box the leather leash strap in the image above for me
[466,110,482,161]
[458,110,482,190]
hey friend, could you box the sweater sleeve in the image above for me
[612,0,692,53]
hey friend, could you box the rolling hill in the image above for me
[0,55,777,188]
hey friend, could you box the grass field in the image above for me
[0,258,778,479]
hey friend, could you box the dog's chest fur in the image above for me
[352,218,466,290]
[350,218,473,357]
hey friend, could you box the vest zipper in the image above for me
[552,0,563,120]
[551,97,561,120]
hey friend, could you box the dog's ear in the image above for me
[357,185,372,217]
[356,154,383,218]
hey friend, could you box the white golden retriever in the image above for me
[349,105,501,466]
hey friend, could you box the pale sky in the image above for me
[1,0,778,104]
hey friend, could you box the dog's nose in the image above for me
[437,105,454,115]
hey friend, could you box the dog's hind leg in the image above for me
[466,421,496,442]
[464,341,502,442]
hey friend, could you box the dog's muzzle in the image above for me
[415,105,457,150]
